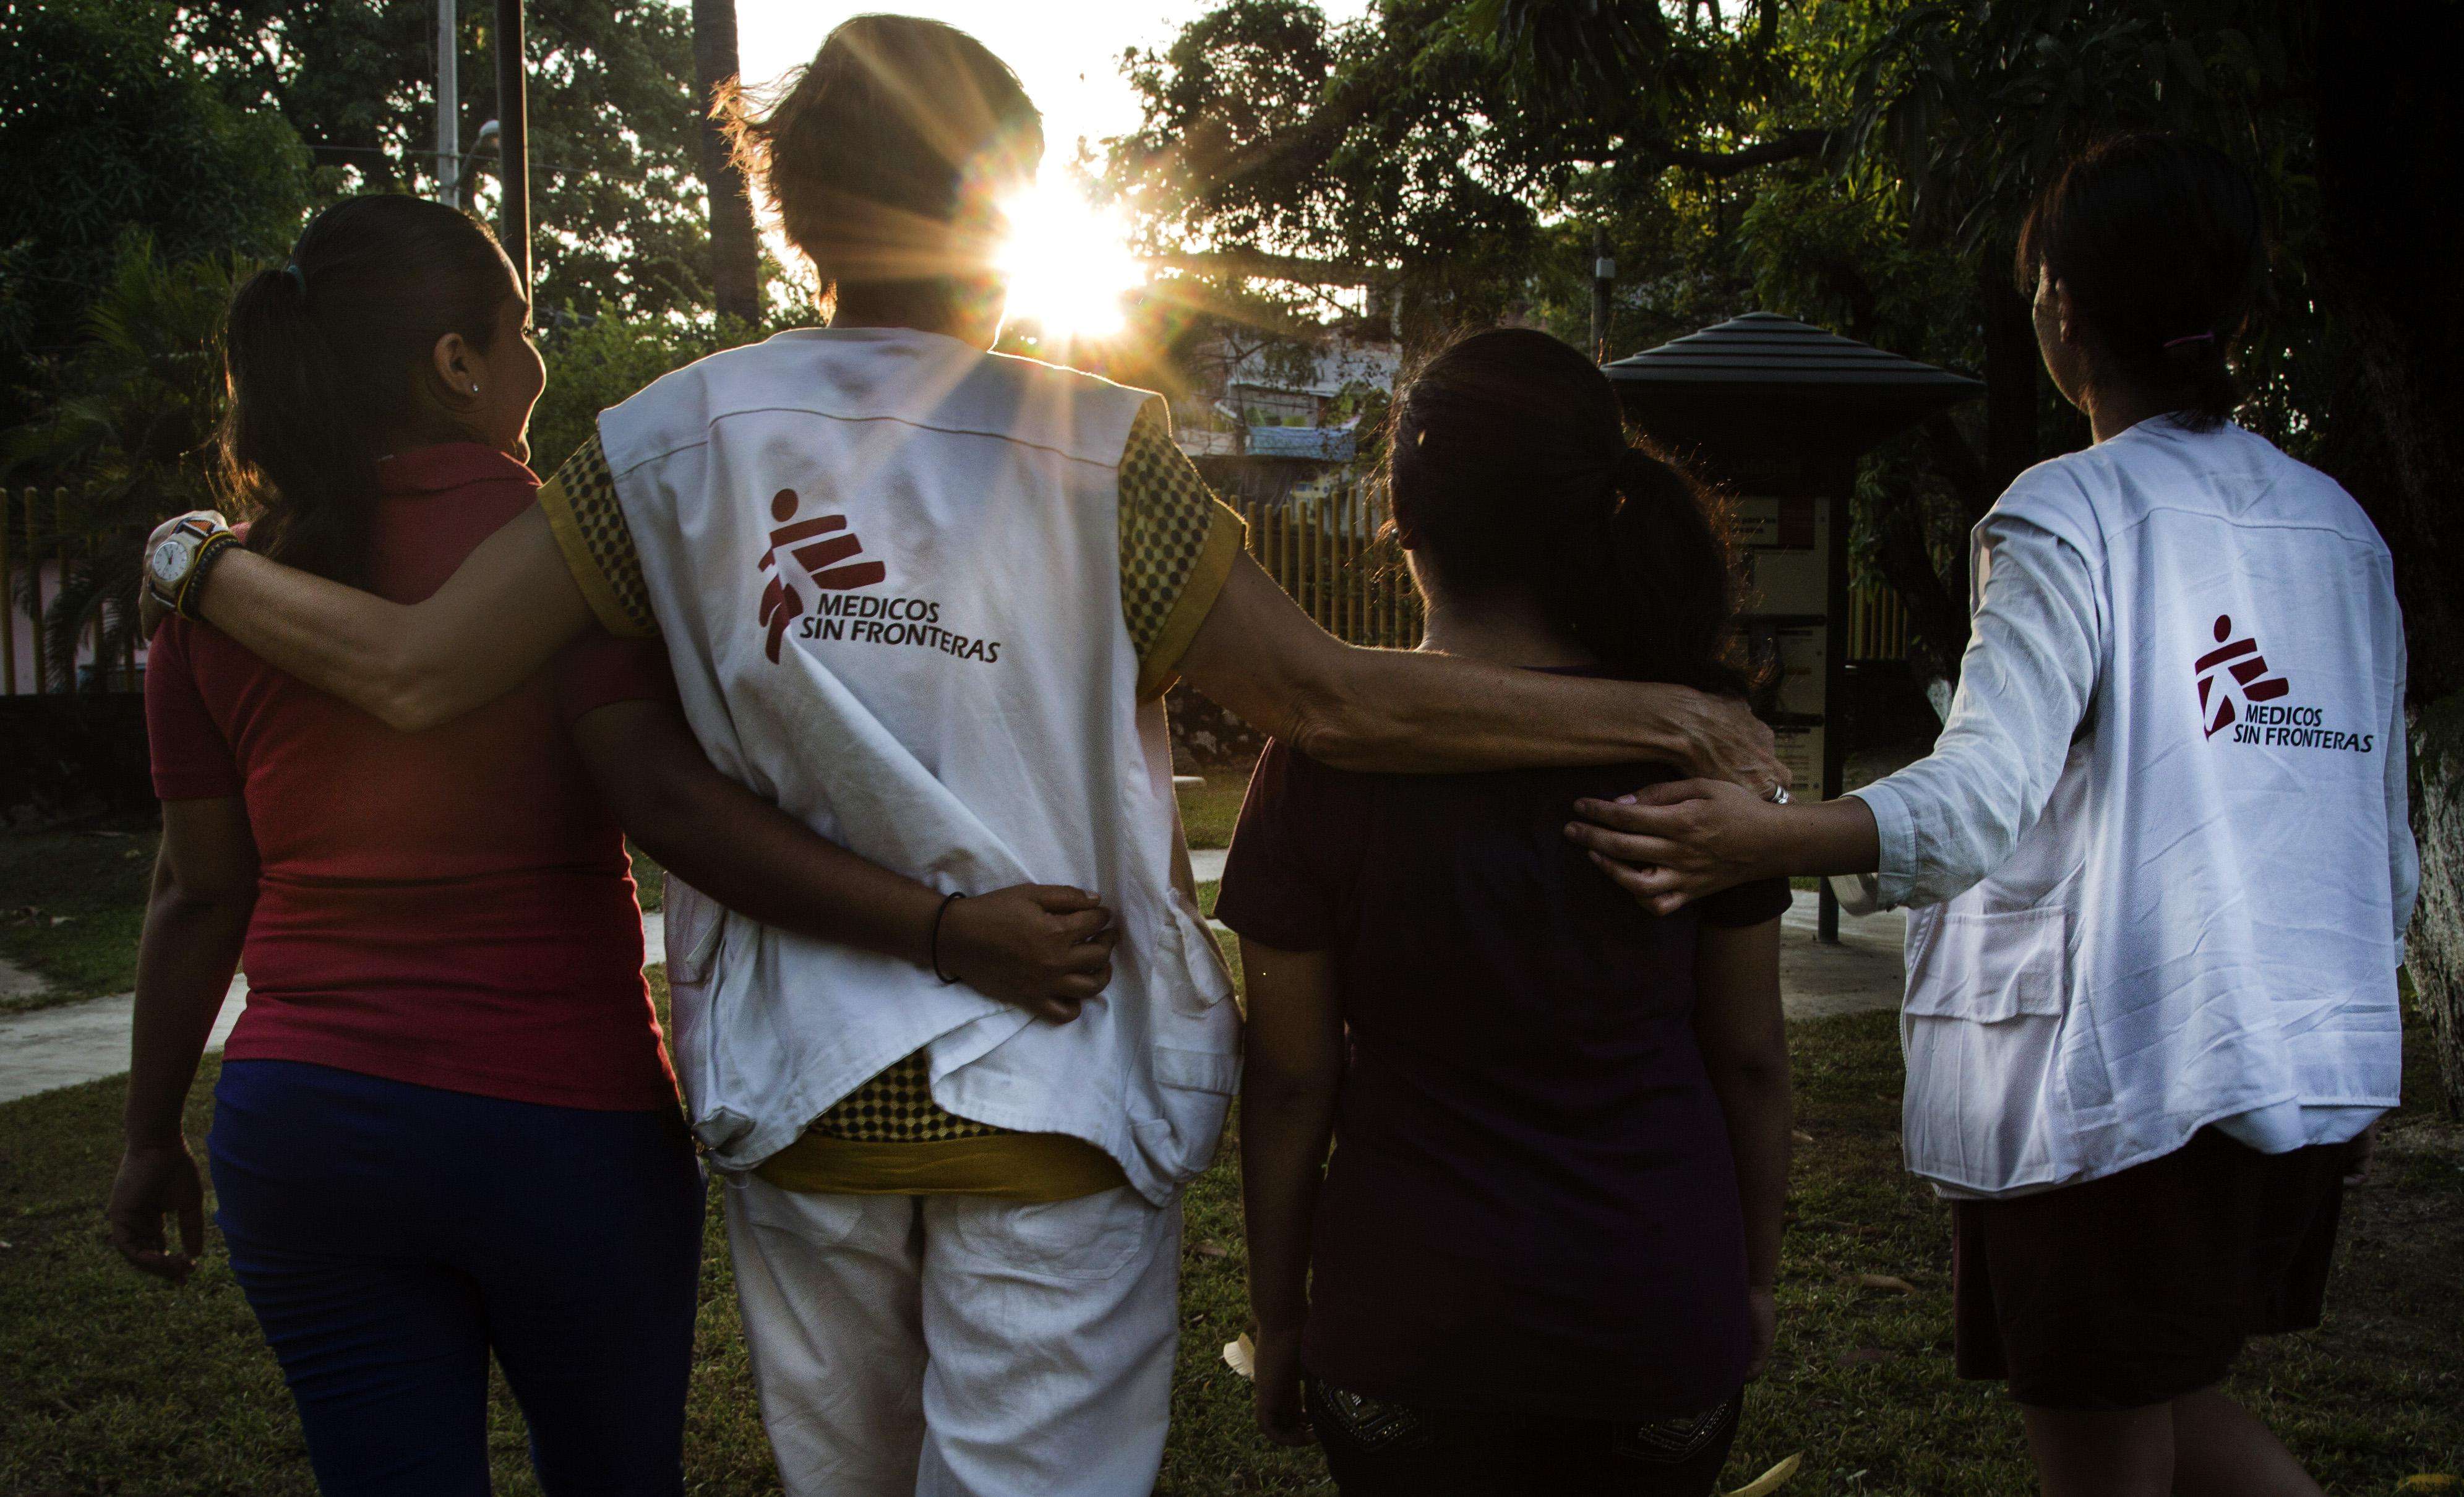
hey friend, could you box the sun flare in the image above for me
[998,177,1145,343]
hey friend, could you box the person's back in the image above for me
[1222,743,1783,1414]
[1884,413,2407,1191]
[1566,134,2415,1497]
[598,324,1237,1190]
[157,444,666,1105]
[1225,328,1793,1497]
[126,192,706,1497]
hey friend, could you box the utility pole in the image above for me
[496,0,530,299]
[1590,226,1615,364]
[434,0,458,205]
[694,0,762,325]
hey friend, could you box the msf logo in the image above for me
[2194,614,2288,739]
[758,487,886,663]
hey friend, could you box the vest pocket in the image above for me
[663,876,753,1155]
[1162,888,1237,1018]
[1900,906,2075,1190]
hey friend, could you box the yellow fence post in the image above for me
[25,487,44,695]
[0,486,13,697]
[55,488,75,694]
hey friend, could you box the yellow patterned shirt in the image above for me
[535,397,1243,1198]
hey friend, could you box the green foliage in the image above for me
[0,0,314,429]
[178,0,714,326]
[1,239,248,685]
[526,315,738,479]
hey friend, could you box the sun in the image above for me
[997,176,1145,343]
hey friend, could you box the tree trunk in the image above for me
[692,0,760,326]
[2410,700,2464,1118]
[2315,0,2464,1109]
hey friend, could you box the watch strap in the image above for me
[176,531,239,622]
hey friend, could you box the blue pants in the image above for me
[208,1060,705,1497]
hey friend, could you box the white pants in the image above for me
[723,1175,1183,1497]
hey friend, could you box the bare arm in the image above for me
[1691,917,1791,1375]
[570,697,1115,1022]
[1237,937,1346,1447]
[157,507,595,734]
[1177,555,1784,788]
[108,799,259,1282]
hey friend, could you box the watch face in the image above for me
[151,536,194,583]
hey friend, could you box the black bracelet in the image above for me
[930,891,966,984]
[179,531,240,622]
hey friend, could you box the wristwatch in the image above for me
[147,514,236,622]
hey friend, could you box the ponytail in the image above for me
[221,264,379,584]
[220,195,520,585]
[1550,447,1739,690]
[1385,327,1743,692]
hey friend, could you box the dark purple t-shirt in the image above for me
[1216,719,1790,1420]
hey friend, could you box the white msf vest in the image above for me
[598,327,1238,1204]
[1891,420,2411,1196]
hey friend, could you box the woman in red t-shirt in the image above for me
[103,195,1117,1497]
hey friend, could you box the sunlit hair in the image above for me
[719,14,1044,324]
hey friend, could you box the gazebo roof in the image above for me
[1603,312,1983,459]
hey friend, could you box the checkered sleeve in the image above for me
[1117,399,1247,699]
[535,431,659,638]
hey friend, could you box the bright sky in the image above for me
[731,2,1375,340]
[736,1,1374,170]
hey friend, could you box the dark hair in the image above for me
[721,15,1042,322]
[2015,132,2264,431]
[221,194,518,584]
[1384,327,1742,692]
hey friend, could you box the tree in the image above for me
[177,0,714,325]
[0,0,312,431]
[0,240,241,688]
[693,0,761,325]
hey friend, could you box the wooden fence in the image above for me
[1847,580,1911,663]
[1231,491,1424,648]
[4,486,141,696]
[1232,489,1917,664]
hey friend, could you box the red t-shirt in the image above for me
[145,443,679,1110]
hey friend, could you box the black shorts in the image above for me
[1952,1126,2349,1412]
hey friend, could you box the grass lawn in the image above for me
[1180,757,1256,851]
[0,817,160,1014]
[4,962,2457,1495]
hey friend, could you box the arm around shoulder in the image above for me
[181,506,595,733]
[1174,555,1784,784]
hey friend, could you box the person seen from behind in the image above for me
[1223,328,1793,1496]
[1568,134,2416,1497]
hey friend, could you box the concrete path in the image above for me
[1,878,1904,1107]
